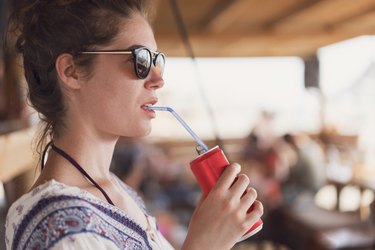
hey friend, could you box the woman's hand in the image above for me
[182,163,263,250]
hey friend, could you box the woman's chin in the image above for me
[125,126,152,138]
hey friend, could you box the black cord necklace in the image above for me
[41,141,115,205]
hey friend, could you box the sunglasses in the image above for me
[79,47,165,79]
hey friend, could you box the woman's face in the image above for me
[75,13,164,139]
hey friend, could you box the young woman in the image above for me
[5,1,263,249]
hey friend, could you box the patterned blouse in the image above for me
[5,179,175,250]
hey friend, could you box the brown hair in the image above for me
[7,0,149,159]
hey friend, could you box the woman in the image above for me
[5,1,263,249]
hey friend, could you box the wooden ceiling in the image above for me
[150,0,375,57]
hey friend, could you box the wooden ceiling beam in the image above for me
[197,0,240,30]
[335,9,375,34]
[263,0,320,29]
[156,28,374,57]
[157,28,363,46]
[198,0,265,34]
[329,5,375,30]
[271,0,375,34]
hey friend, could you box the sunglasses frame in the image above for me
[79,47,165,79]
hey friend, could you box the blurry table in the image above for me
[272,196,375,250]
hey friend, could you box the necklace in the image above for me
[41,141,114,205]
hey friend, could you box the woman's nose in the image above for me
[145,67,164,89]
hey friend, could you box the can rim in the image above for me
[190,145,220,163]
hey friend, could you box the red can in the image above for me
[190,146,263,241]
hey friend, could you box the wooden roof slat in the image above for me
[336,9,375,34]
[334,5,375,28]
[274,0,375,33]
[205,0,306,32]
[264,0,320,29]
[204,0,263,34]
[198,0,239,30]
[156,28,361,57]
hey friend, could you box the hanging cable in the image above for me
[168,0,224,149]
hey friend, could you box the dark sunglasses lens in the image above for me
[155,53,165,76]
[136,49,151,79]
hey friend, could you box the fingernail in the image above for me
[233,163,241,172]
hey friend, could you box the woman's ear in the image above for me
[55,53,81,90]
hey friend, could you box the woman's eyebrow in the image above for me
[124,44,158,51]
[124,44,144,50]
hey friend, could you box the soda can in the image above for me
[190,146,263,241]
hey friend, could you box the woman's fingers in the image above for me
[244,201,264,228]
[213,163,241,192]
[229,174,250,199]
[239,187,258,213]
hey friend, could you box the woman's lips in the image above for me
[141,105,156,118]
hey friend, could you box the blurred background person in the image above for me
[280,133,326,204]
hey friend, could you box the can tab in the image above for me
[195,145,207,155]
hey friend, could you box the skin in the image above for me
[32,12,263,250]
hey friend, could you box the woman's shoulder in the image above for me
[6,180,90,225]
[6,180,79,222]
[5,180,153,250]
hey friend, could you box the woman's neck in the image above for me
[49,126,118,181]
[31,119,121,193]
